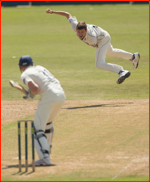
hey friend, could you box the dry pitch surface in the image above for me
[1,99,149,180]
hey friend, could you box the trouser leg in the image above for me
[95,35,123,74]
[33,100,65,159]
[106,43,133,60]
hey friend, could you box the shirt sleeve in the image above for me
[68,16,78,32]
[20,72,33,86]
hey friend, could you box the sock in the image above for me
[132,54,135,60]
[118,70,124,74]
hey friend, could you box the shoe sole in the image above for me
[35,163,51,166]
[133,53,140,69]
[36,164,50,166]
[117,72,131,84]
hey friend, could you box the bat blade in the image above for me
[9,80,20,88]
[9,80,28,95]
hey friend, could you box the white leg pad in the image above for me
[45,122,54,154]
[34,130,50,159]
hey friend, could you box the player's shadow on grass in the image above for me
[2,164,56,175]
[65,102,133,109]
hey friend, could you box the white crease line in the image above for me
[112,163,131,180]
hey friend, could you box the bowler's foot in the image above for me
[116,70,131,84]
[131,53,140,69]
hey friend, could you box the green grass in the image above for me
[1,4,149,100]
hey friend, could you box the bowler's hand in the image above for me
[46,8,53,14]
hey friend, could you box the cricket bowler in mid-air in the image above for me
[46,8,140,84]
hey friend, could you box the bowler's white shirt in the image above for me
[68,16,108,47]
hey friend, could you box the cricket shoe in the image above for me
[116,70,131,84]
[33,156,51,166]
[131,53,140,69]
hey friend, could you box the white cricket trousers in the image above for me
[95,32,133,73]
[33,92,66,159]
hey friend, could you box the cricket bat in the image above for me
[9,80,28,95]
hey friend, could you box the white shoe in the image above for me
[33,156,51,166]
[131,53,140,69]
[116,70,131,84]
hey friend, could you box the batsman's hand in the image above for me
[46,8,53,14]
[94,44,98,48]
[23,88,35,101]
[23,95,34,101]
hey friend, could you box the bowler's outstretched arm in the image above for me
[46,8,72,19]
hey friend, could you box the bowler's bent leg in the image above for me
[106,44,133,60]
[95,35,123,74]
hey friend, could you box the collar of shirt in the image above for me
[82,33,88,42]
[25,65,33,71]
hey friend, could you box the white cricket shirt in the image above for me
[68,16,108,47]
[20,65,64,97]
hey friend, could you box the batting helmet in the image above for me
[19,55,33,66]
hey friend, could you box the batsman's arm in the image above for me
[9,80,28,95]
[23,81,38,101]
[27,81,39,95]
[21,74,39,95]
[46,8,72,19]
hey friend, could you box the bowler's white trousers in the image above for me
[95,32,133,73]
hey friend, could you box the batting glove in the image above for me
[23,88,35,101]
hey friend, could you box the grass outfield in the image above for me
[1,4,149,181]
[1,4,149,100]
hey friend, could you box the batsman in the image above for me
[18,55,66,166]
[46,8,140,84]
